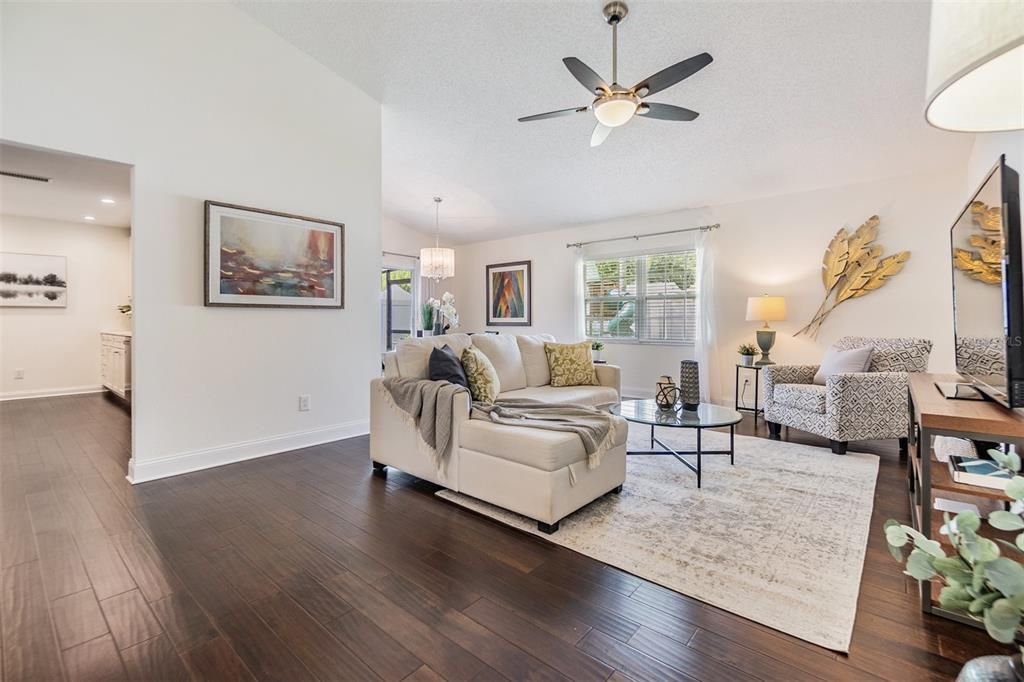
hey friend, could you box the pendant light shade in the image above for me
[925,0,1024,132]
[420,197,455,281]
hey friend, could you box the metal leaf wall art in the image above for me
[795,215,910,338]
[953,201,1003,285]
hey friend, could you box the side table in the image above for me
[734,363,763,423]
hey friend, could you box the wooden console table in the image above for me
[907,373,1024,626]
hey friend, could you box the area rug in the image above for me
[435,428,879,652]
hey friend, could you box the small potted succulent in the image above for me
[737,343,758,366]
[886,447,1024,680]
[591,341,605,362]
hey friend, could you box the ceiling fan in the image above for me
[518,2,712,147]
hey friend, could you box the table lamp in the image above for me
[745,295,787,365]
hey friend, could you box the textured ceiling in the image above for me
[240,0,973,242]
[0,143,131,228]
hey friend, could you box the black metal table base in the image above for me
[627,424,735,488]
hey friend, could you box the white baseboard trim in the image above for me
[127,419,370,483]
[0,385,105,401]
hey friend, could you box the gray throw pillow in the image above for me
[813,346,873,385]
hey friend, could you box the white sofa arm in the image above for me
[595,364,621,399]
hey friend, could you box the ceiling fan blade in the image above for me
[637,103,699,121]
[631,52,713,98]
[563,57,611,95]
[518,106,590,122]
[590,123,612,147]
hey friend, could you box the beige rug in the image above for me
[436,428,879,652]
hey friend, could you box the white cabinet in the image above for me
[101,331,131,400]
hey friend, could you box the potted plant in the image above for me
[591,341,605,362]
[886,447,1024,680]
[737,343,758,366]
[420,301,435,336]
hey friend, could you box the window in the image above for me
[583,250,697,345]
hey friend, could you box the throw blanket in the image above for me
[380,378,468,472]
[471,399,618,471]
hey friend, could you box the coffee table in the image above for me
[612,399,743,488]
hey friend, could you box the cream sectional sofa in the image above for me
[370,333,627,533]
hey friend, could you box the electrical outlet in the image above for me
[13,368,24,380]
[298,394,311,412]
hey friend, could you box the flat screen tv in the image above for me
[951,155,1023,408]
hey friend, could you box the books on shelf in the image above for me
[948,455,1013,490]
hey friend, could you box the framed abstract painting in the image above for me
[486,260,531,326]
[205,201,344,308]
[0,252,68,307]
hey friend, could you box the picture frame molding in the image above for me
[485,259,532,326]
[204,200,345,309]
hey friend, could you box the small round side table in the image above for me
[734,363,764,423]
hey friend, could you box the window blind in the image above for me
[583,249,696,344]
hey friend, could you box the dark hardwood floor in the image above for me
[0,393,1011,681]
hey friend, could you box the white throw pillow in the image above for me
[471,334,528,392]
[515,334,556,387]
[395,334,473,379]
[813,346,873,385]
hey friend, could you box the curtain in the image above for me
[695,228,719,403]
[572,248,586,341]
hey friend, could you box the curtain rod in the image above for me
[382,250,419,260]
[565,223,720,249]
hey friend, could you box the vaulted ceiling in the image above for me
[241,1,973,242]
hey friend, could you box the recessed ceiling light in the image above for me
[100,197,115,204]
[83,215,96,221]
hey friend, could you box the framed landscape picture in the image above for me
[486,260,531,326]
[0,252,68,307]
[205,201,344,308]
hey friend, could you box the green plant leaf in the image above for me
[1008,477,1024,501]
[985,599,1022,643]
[987,558,1024,597]
[939,583,974,611]
[914,535,946,559]
[905,549,937,580]
[885,524,909,548]
[971,591,1002,614]
[990,511,1024,531]
[1017,532,1024,552]
[933,556,973,584]
[974,561,989,593]
[957,511,982,533]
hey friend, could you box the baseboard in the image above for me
[127,419,370,483]
[0,385,105,401]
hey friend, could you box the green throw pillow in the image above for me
[544,341,598,387]
[461,346,501,403]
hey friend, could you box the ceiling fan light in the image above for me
[594,94,639,127]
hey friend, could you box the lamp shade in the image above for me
[925,0,1024,132]
[746,295,787,322]
[419,247,455,280]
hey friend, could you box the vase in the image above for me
[740,355,754,367]
[433,320,443,335]
[655,376,679,410]
[593,350,602,362]
[957,654,1024,682]
[679,360,700,411]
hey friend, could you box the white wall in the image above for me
[967,131,1024,191]
[2,3,382,481]
[452,168,967,401]
[0,215,130,399]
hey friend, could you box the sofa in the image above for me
[371,333,627,533]
[763,336,932,454]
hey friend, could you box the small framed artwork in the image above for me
[486,260,531,326]
[0,252,68,307]
[205,201,344,308]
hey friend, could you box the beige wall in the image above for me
[450,168,967,400]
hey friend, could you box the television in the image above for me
[950,155,1023,408]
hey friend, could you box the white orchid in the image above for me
[437,291,459,329]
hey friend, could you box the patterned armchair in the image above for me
[763,337,932,454]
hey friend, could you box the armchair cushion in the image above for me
[813,346,873,385]
[833,336,932,372]
[826,371,910,442]
[774,384,826,413]
[763,364,818,404]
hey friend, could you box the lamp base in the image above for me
[755,329,776,366]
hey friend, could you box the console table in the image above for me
[907,373,1024,627]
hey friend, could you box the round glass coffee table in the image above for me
[612,399,743,488]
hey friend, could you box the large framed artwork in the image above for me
[0,252,68,307]
[205,201,344,308]
[486,260,531,326]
